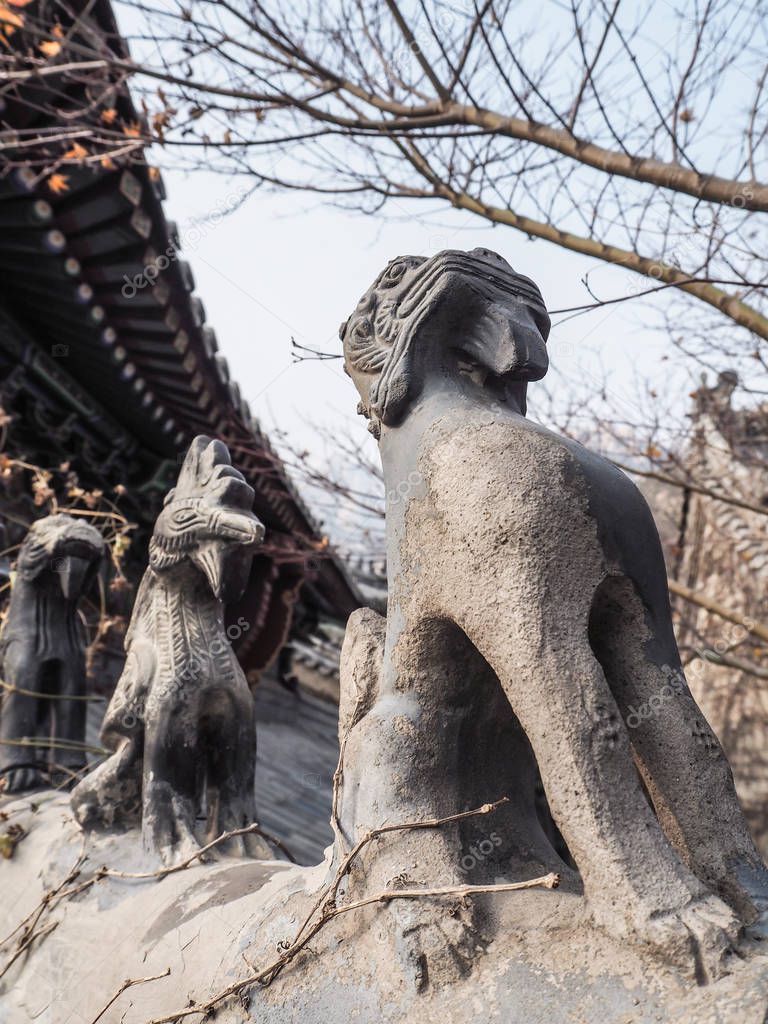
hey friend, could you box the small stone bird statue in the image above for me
[0,514,104,792]
[71,436,272,864]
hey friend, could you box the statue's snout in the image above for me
[451,299,549,385]
[484,304,549,381]
[193,511,264,603]
[56,554,94,599]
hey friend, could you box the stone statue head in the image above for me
[149,435,264,604]
[16,514,105,599]
[340,248,550,436]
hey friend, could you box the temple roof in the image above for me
[0,0,358,665]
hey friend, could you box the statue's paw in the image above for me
[148,819,201,867]
[156,839,197,868]
[640,894,741,983]
[738,880,768,943]
[1,765,43,794]
[167,832,204,867]
[388,902,485,993]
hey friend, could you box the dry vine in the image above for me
[0,823,295,983]
[142,797,559,1024]
[0,837,87,981]
[89,967,172,1024]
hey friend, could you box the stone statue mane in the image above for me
[13,515,103,589]
[340,249,550,436]
[71,436,271,864]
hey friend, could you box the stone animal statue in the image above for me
[336,248,768,985]
[71,436,272,864]
[0,514,104,793]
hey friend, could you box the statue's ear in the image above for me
[370,360,418,428]
[368,320,422,429]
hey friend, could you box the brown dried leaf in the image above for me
[0,824,26,859]
[63,142,88,161]
[83,489,103,509]
[0,7,24,28]
[47,173,69,194]
[38,39,61,57]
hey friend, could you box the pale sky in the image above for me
[158,169,672,460]
[111,0,739,527]
[111,0,760,507]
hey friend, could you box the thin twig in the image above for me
[327,874,560,914]
[145,798,523,1023]
[0,920,58,981]
[98,823,294,880]
[0,838,86,949]
[612,460,768,518]
[89,967,171,1024]
[668,579,768,643]
[330,694,364,856]
[0,823,293,980]
[0,737,108,756]
[0,678,106,701]
[145,867,557,1023]
[296,797,508,954]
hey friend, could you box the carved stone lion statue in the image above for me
[71,436,272,864]
[337,247,768,984]
[0,514,104,793]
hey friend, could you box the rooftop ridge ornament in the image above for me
[337,246,768,984]
[71,435,272,864]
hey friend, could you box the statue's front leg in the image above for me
[51,652,88,783]
[71,734,142,830]
[0,642,45,793]
[336,609,491,991]
[203,682,272,860]
[589,575,768,936]
[466,606,741,982]
[141,696,200,864]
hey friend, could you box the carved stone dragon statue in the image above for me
[336,248,768,985]
[71,436,272,863]
[0,514,104,793]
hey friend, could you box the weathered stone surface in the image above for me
[0,513,104,792]
[338,248,768,984]
[71,436,271,864]
[1,794,767,1023]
